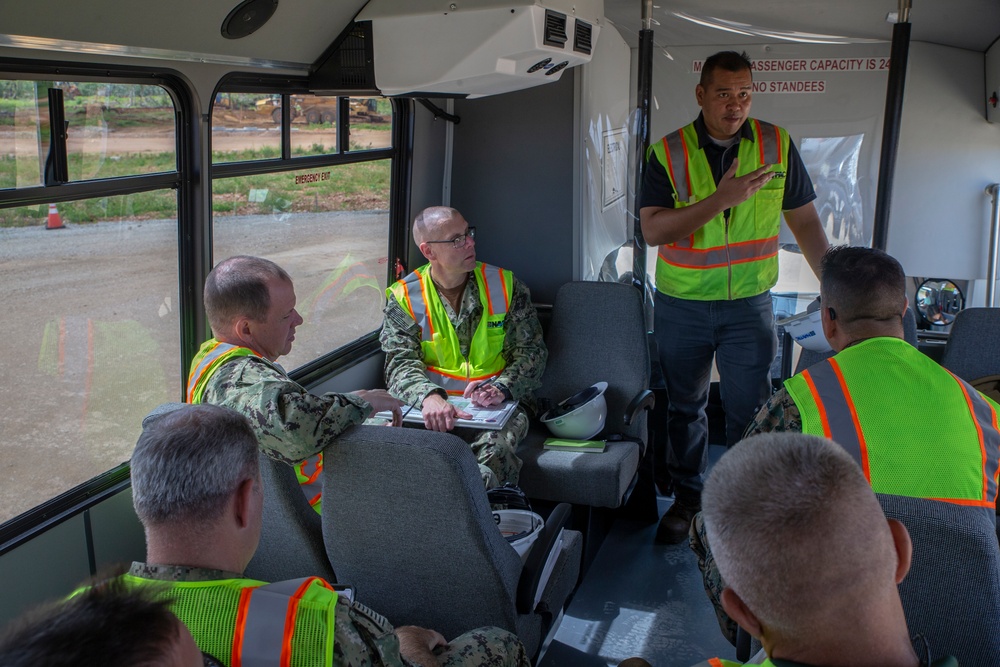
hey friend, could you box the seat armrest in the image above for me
[623,389,655,427]
[516,502,572,614]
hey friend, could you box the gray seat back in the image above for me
[877,493,1000,664]
[540,281,650,444]
[244,453,336,583]
[794,307,918,375]
[941,307,1000,381]
[320,425,524,640]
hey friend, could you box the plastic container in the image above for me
[778,309,832,352]
[493,509,544,561]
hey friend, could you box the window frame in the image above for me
[0,57,202,552]
[208,74,412,382]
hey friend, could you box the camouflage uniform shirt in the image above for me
[380,270,546,486]
[380,270,546,411]
[127,563,530,667]
[741,387,803,438]
[690,390,801,645]
[200,355,371,465]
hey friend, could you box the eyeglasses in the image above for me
[424,226,476,248]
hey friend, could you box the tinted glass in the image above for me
[212,159,392,369]
[0,193,180,525]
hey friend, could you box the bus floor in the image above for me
[537,444,735,667]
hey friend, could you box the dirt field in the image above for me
[0,210,389,525]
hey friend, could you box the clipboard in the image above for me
[375,398,518,431]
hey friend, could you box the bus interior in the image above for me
[2,0,1000,664]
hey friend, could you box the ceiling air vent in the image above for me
[309,21,379,95]
[543,10,568,48]
[574,19,593,55]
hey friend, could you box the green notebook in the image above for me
[543,438,606,453]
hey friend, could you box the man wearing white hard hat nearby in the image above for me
[381,206,547,488]
[691,245,1000,644]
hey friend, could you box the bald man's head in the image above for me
[703,433,901,640]
[413,206,461,245]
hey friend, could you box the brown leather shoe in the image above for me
[654,500,699,545]
[618,659,653,667]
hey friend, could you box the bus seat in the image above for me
[140,403,336,583]
[793,306,918,375]
[877,493,1000,664]
[516,281,653,509]
[941,307,1000,382]
[320,425,582,659]
[244,452,336,584]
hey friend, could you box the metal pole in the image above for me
[631,0,654,302]
[871,0,912,250]
[986,183,1000,307]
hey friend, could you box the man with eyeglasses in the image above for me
[381,206,547,487]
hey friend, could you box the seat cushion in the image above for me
[517,426,640,508]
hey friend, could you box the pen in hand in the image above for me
[402,396,421,420]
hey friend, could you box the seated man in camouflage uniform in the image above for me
[381,206,547,487]
[187,255,403,512]
[124,403,530,667]
[690,246,1000,643]
[689,433,953,667]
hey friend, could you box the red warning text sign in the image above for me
[295,171,330,184]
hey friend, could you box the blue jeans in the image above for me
[654,290,775,505]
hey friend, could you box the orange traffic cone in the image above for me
[46,203,65,230]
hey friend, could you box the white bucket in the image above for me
[493,509,544,561]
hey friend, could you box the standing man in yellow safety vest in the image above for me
[120,403,531,667]
[640,50,830,544]
[187,255,403,512]
[691,245,1000,644]
[381,206,547,488]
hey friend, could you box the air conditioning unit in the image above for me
[355,0,603,98]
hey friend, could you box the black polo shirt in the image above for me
[638,113,816,212]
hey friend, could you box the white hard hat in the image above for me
[541,381,608,440]
[779,309,832,352]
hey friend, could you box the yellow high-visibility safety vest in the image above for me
[785,337,1000,509]
[388,262,513,395]
[120,575,338,667]
[648,119,790,300]
[186,338,323,512]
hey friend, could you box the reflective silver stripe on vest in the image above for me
[953,374,1000,502]
[803,361,866,467]
[754,119,781,165]
[659,235,779,269]
[479,264,509,316]
[240,578,312,667]
[401,272,434,343]
[663,131,690,203]
[426,371,467,394]
[187,342,238,401]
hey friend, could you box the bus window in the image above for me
[211,92,282,163]
[212,159,392,370]
[288,94,339,157]
[0,193,181,525]
[347,97,392,151]
[1,80,176,189]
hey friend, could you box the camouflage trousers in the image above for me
[436,626,531,667]
[689,511,738,645]
[454,407,529,489]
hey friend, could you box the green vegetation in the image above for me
[0,151,390,227]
